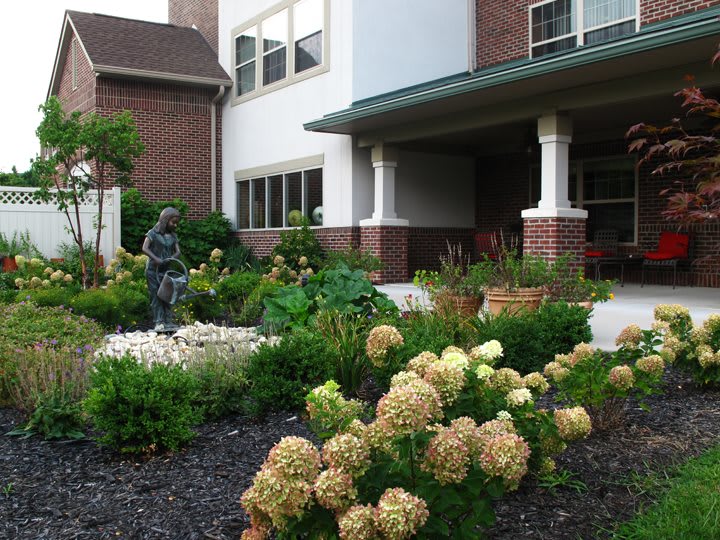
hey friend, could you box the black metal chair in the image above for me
[641,231,692,289]
[585,230,618,279]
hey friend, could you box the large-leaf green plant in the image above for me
[262,265,397,331]
[32,96,145,288]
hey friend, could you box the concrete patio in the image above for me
[376,283,720,351]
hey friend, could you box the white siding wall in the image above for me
[396,151,475,227]
[352,0,470,102]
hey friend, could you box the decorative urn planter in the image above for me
[434,292,483,318]
[485,287,545,316]
[570,300,594,310]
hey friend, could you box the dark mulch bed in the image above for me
[1,366,719,539]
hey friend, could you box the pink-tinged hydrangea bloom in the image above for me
[338,504,377,540]
[240,526,267,540]
[540,433,567,456]
[608,364,635,391]
[390,370,421,388]
[441,351,469,370]
[505,388,533,408]
[555,353,574,368]
[377,385,430,436]
[554,407,592,441]
[241,469,313,530]
[697,345,720,368]
[543,361,569,383]
[654,303,692,327]
[478,419,517,453]
[405,378,443,421]
[323,433,371,478]
[374,488,429,540]
[538,456,556,476]
[441,345,465,357]
[522,372,550,396]
[313,468,357,511]
[422,428,470,485]
[635,355,665,377]
[423,360,466,407]
[615,324,643,348]
[263,436,321,482]
[362,420,395,456]
[405,351,439,377]
[366,325,404,367]
[572,343,595,363]
[468,339,504,365]
[487,367,523,394]
[450,416,483,459]
[479,433,530,489]
[342,419,368,439]
[306,381,363,425]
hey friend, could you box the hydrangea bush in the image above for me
[544,333,666,430]
[241,336,591,539]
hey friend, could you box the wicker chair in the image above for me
[641,231,692,289]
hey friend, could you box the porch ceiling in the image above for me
[306,16,720,155]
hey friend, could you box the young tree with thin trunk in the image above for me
[32,96,145,288]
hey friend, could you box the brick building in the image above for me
[48,10,231,220]
[51,2,720,285]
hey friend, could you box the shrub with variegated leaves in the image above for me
[241,340,590,538]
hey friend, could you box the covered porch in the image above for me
[376,282,720,351]
[306,11,720,286]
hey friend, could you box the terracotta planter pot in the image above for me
[485,287,545,316]
[569,301,594,310]
[435,292,483,318]
[50,258,65,265]
[2,256,18,273]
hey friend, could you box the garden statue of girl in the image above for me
[142,207,181,331]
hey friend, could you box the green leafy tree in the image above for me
[32,96,145,288]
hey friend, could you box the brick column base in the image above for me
[523,217,586,271]
[360,226,409,284]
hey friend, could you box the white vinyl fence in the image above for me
[0,186,121,260]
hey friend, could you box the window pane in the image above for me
[306,168,323,225]
[531,0,574,44]
[583,158,635,201]
[236,62,256,96]
[237,181,250,229]
[251,178,266,228]
[294,0,322,73]
[585,202,634,242]
[531,36,576,57]
[584,0,635,29]
[286,172,303,224]
[236,27,256,65]
[263,9,287,53]
[269,174,284,228]
[263,47,287,85]
[584,20,635,44]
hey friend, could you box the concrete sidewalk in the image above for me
[376,283,720,351]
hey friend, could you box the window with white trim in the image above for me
[530,156,637,242]
[232,0,326,100]
[530,0,637,58]
[237,167,323,230]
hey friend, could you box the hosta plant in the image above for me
[544,335,666,430]
[241,338,592,539]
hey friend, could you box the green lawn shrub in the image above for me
[215,270,262,322]
[69,283,149,330]
[244,328,335,417]
[270,219,323,272]
[85,354,201,454]
[470,301,592,374]
[15,285,80,307]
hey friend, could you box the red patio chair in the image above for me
[641,231,691,289]
[585,229,618,279]
[474,231,499,261]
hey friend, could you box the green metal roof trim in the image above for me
[305,6,720,132]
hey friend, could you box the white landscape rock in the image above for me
[98,321,279,365]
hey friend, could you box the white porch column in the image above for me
[522,113,587,220]
[360,143,408,227]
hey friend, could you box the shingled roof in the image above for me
[49,10,231,96]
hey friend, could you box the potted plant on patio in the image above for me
[0,232,22,273]
[414,242,491,317]
[545,254,616,309]
[482,244,552,315]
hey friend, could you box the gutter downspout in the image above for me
[210,85,225,212]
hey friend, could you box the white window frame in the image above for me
[529,0,640,58]
[529,154,638,244]
[230,0,330,106]
[235,155,324,230]
[71,39,78,90]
